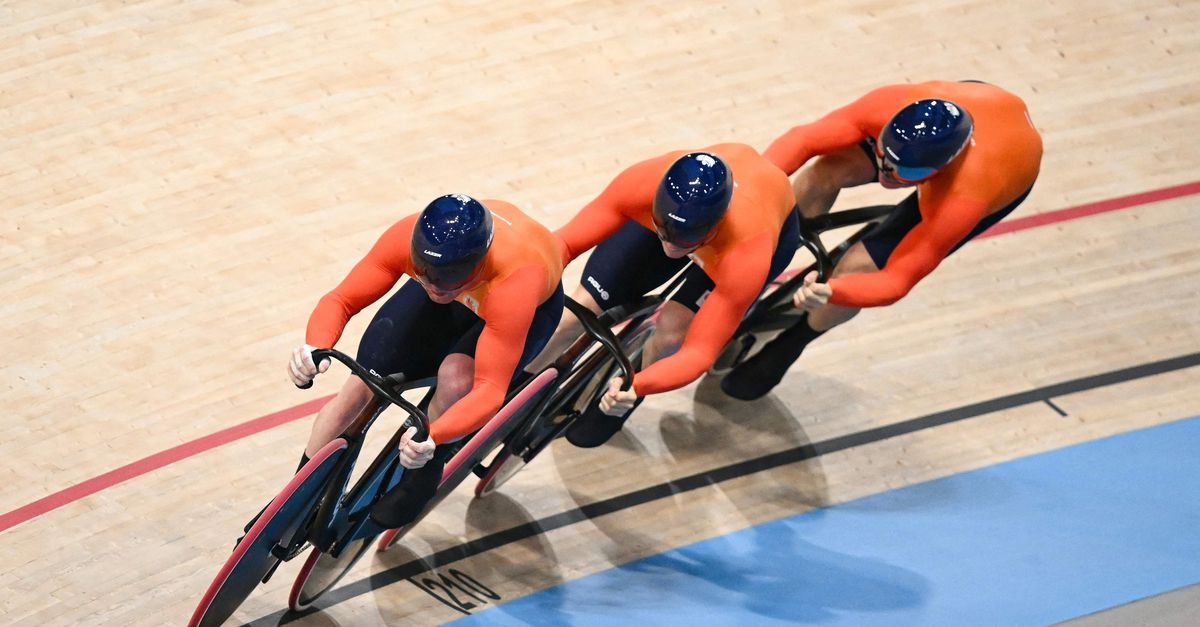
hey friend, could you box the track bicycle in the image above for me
[189,299,632,625]
[470,204,895,498]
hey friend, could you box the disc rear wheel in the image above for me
[288,534,376,611]
[474,447,527,498]
[188,438,348,627]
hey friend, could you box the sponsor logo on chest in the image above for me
[458,293,481,314]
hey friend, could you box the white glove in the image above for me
[792,271,833,313]
[599,376,638,416]
[399,426,437,469]
[287,344,330,387]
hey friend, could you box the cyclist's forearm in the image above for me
[632,347,712,395]
[429,382,505,443]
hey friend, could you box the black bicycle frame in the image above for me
[294,349,438,556]
[500,288,673,461]
[738,205,893,334]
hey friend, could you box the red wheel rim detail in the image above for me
[188,438,347,627]
[474,448,512,498]
[287,548,322,611]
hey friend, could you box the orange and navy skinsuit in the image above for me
[765,80,1043,307]
[557,143,796,396]
[305,200,564,443]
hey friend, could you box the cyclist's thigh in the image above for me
[516,282,566,369]
[669,208,803,312]
[832,241,882,276]
[860,192,922,269]
[580,220,689,309]
[764,208,802,284]
[860,180,1036,269]
[947,182,1035,254]
[666,263,715,313]
[446,282,565,379]
[356,281,475,378]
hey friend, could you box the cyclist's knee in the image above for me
[550,285,598,338]
[326,376,372,416]
[651,303,693,355]
[435,353,475,404]
[797,150,875,195]
[795,160,838,196]
[832,243,880,278]
[568,284,602,313]
[827,147,876,183]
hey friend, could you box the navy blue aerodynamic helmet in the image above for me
[652,152,733,248]
[878,99,974,183]
[411,194,494,291]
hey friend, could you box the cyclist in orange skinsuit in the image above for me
[526,143,801,447]
[288,194,564,527]
[722,80,1043,400]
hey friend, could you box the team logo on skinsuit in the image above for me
[587,276,610,301]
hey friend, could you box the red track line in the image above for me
[2,179,1197,535]
[977,180,1200,239]
[0,395,333,534]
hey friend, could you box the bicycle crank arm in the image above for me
[260,557,284,584]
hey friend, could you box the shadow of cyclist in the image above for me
[462,492,566,590]
[507,523,931,624]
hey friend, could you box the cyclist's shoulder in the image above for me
[376,213,419,244]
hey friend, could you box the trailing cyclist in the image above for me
[722,80,1043,400]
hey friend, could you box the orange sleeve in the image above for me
[554,155,668,264]
[428,265,547,443]
[305,218,413,348]
[632,233,773,395]
[829,196,988,307]
[764,84,911,175]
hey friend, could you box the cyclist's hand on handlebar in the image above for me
[288,344,330,387]
[599,377,638,416]
[399,426,436,469]
[792,271,832,313]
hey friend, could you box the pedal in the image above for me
[270,539,309,562]
[269,541,291,560]
[552,410,579,426]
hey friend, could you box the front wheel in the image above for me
[188,438,348,627]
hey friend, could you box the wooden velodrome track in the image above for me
[2,0,1198,625]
